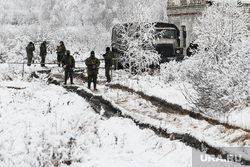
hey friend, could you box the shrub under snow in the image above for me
[187,1,250,114]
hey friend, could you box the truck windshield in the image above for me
[155,30,176,39]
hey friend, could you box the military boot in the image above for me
[94,83,97,90]
[88,82,91,89]
[107,77,111,83]
[70,78,74,84]
[64,77,67,85]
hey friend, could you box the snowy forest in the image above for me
[0,0,167,62]
[0,0,250,166]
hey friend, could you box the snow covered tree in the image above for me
[113,0,163,74]
[188,1,250,114]
[118,22,161,74]
[0,0,170,63]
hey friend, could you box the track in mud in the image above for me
[37,70,250,165]
[72,70,250,134]
[109,84,250,134]
[63,85,250,166]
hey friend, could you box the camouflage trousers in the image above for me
[64,68,74,84]
[105,66,111,82]
[88,74,97,89]
[57,53,64,67]
[27,55,33,66]
[41,55,46,67]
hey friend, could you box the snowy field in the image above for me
[0,0,249,166]
[0,63,249,167]
[0,64,193,167]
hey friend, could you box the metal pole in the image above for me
[181,25,187,47]
[22,62,24,78]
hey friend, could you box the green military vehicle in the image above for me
[111,22,184,69]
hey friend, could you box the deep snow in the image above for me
[0,63,249,167]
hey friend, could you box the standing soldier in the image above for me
[186,41,198,57]
[26,42,35,66]
[56,41,66,67]
[103,47,113,83]
[61,50,75,85]
[85,51,100,90]
[40,41,47,67]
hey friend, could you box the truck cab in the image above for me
[153,23,184,62]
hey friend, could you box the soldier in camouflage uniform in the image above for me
[85,51,100,90]
[40,41,47,67]
[56,41,66,67]
[103,47,113,82]
[26,42,35,66]
[61,50,75,85]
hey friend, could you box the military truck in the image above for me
[111,22,184,69]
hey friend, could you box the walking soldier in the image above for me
[26,42,35,66]
[56,41,66,67]
[85,51,100,90]
[103,47,113,82]
[40,41,47,67]
[62,50,75,85]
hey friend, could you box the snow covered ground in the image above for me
[0,63,249,167]
[111,70,250,130]
[0,64,193,167]
[0,0,249,166]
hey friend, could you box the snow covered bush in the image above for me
[187,1,250,114]
[160,58,197,83]
[118,22,161,74]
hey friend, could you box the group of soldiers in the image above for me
[26,41,48,67]
[26,41,113,90]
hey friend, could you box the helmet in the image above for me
[66,50,70,54]
[91,51,95,55]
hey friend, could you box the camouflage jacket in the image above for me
[40,42,47,57]
[85,56,100,75]
[61,55,75,69]
[57,45,66,55]
[103,51,113,67]
[26,44,35,57]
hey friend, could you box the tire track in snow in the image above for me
[38,70,250,165]
[109,84,250,134]
[62,85,250,166]
[74,70,250,135]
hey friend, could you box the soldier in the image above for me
[103,47,113,82]
[61,50,75,85]
[26,42,35,66]
[85,51,100,90]
[56,41,66,67]
[40,41,47,67]
[186,41,198,57]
